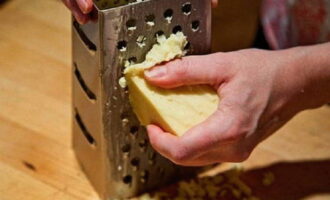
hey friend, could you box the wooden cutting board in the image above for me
[0,0,330,199]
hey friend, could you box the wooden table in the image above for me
[0,0,330,199]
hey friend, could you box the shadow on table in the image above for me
[0,0,9,8]
[241,159,330,200]
[142,159,330,200]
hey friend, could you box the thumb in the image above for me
[144,53,229,89]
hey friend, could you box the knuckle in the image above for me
[171,59,189,77]
[221,125,248,144]
[219,108,256,144]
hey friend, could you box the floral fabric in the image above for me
[262,0,330,49]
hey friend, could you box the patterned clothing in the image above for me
[262,0,330,49]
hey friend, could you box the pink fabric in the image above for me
[262,0,330,49]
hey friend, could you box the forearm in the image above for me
[281,42,330,110]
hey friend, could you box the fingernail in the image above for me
[79,0,89,13]
[145,66,167,78]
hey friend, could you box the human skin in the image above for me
[144,43,330,166]
[62,0,94,24]
[63,0,218,24]
[62,0,330,166]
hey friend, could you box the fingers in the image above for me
[75,0,93,14]
[147,78,258,166]
[147,100,247,165]
[211,0,219,8]
[62,0,92,24]
[144,53,231,89]
[147,125,196,164]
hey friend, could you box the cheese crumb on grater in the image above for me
[124,32,187,76]
[123,32,218,136]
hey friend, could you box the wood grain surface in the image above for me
[0,0,330,199]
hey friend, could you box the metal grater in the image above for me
[72,0,211,199]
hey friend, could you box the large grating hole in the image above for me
[117,40,127,52]
[126,19,137,31]
[74,63,96,101]
[145,14,155,27]
[73,21,97,51]
[172,25,182,34]
[191,20,200,32]
[75,109,96,146]
[163,9,173,23]
[123,175,132,184]
[182,2,192,15]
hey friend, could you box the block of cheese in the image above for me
[124,32,219,136]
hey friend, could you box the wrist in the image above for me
[281,43,330,110]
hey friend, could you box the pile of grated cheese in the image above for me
[133,165,265,200]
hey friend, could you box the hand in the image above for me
[63,0,218,24]
[212,0,218,7]
[144,44,330,166]
[62,0,94,24]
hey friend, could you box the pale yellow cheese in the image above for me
[124,32,219,136]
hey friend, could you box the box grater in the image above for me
[72,0,211,199]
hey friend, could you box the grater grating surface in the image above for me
[72,0,211,199]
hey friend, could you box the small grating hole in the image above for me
[191,20,200,31]
[164,9,173,23]
[131,157,140,167]
[123,175,132,184]
[182,2,192,15]
[139,139,148,148]
[130,126,139,135]
[128,57,137,64]
[155,31,165,38]
[139,139,148,152]
[145,14,155,26]
[140,170,149,183]
[120,112,129,119]
[148,151,156,165]
[117,40,127,52]
[136,35,147,48]
[126,19,137,31]
[184,42,191,51]
[121,144,131,153]
[172,25,182,34]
